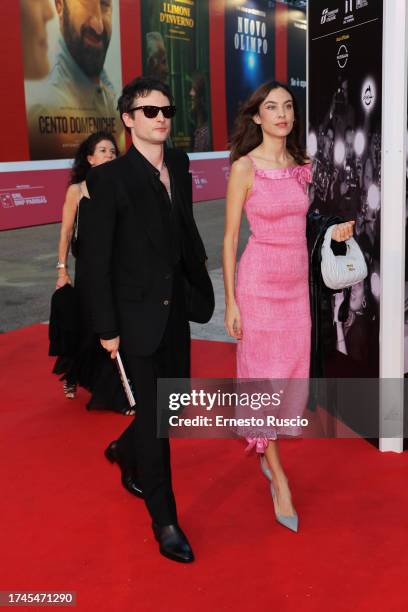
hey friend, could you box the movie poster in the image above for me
[309,0,383,378]
[287,4,307,119]
[141,0,212,152]
[20,0,125,160]
[224,0,276,136]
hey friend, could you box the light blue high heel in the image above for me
[270,482,299,533]
[260,454,272,481]
[260,455,299,532]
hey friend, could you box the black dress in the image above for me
[52,196,131,414]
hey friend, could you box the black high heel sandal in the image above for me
[63,381,77,399]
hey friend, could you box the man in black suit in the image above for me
[80,76,214,563]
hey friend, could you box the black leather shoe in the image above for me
[152,523,195,563]
[104,441,144,499]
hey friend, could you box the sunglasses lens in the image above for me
[143,106,159,118]
[162,106,176,118]
[140,106,176,118]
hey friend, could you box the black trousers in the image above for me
[116,266,190,526]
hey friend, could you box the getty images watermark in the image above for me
[157,378,408,439]
[166,388,309,430]
[156,379,312,439]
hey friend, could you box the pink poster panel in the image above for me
[190,158,229,203]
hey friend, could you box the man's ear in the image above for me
[122,113,134,130]
[55,0,63,19]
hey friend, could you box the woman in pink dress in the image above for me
[223,81,354,532]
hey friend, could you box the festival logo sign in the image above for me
[141,0,212,152]
[20,0,125,160]
[0,168,70,230]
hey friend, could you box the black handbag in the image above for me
[183,264,215,324]
[48,284,80,357]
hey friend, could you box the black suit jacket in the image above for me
[79,145,214,356]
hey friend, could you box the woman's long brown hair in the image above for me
[229,81,307,165]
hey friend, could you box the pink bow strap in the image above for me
[245,436,269,453]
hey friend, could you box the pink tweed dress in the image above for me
[235,157,312,451]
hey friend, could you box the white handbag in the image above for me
[320,225,368,290]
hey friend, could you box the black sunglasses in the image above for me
[129,105,176,119]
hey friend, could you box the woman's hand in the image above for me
[56,272,72,289]
[332,220,355,242]
[225,302,243,340]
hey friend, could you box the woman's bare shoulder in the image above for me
[230,155,253,175]
[228,156,254,195]
[66,183,81,196]
[64,183,82,207]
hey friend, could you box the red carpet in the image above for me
[1,325,408,611]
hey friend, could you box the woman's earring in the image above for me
[362,297,367,309]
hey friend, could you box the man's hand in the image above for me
[100,336,120,359]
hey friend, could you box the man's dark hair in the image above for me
[117,76,173,130]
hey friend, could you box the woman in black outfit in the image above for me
[52,131,134,415]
